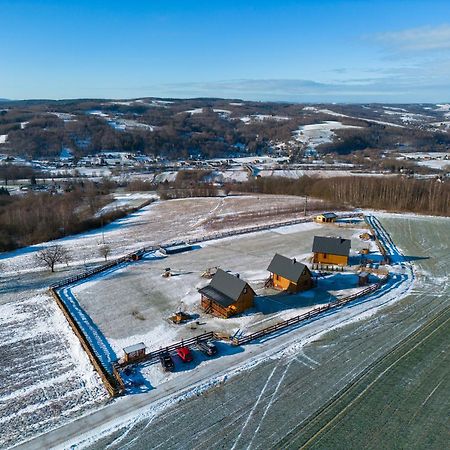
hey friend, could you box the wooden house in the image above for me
[123,342,146,363]
[267,253,313,293]
[312,236,351,265]
[199,269,255,318]
[314,212,337,223]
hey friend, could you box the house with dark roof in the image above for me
[198,269,255,318]
[314,212,337,223]
[267,253,313,293]
[312,236,351,265]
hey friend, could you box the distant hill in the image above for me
[0,97,449,161]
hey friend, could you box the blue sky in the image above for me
[1,0,450,102]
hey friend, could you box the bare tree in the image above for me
[34,245,70,272]
[99,244,111,261]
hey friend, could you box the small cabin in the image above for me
[312,236,351,266]
[314,212,337,223]
[123,342,146,363]
[199,269,255,318]
[267,253,313,293]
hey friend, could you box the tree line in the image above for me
[226,176,449,216]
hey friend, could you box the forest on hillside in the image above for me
[1,98,449,160]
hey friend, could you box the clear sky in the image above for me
[1,0,450,102]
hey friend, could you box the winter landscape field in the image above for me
[1,192,448,449]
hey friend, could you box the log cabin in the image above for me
[314,212,337,223]
[312,236,351,265]
[199,269,255,318]
[267,253,313,293]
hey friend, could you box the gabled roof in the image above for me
[318,212,337,219]
[123,342,146,354]
[312,236,351,257]
[198,269,252,308]
[267,253,309,283]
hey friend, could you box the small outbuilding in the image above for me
[123,342,146,363]
[267,253,313,293]
[199,269,255,318]
[312,236,351,266]
[314,212,337,223]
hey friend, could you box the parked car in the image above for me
[159,351,175,372]
[198,340,218,356]
[176,346,193,363]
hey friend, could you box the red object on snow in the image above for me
[176,346,193,363]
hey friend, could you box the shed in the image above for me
[160,243,194,255]
[123,342,146,363]
[315,212,337,223]
[267,253,313,292]
[312,236,351,266]
[199,269,255,318]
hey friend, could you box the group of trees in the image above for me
[228,175,450,216]
[0,181,116,251]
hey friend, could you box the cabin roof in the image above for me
[312,236,351,256]
[318,212,337,219]
[198,269,251,308]
[123,342,146,354]
[267,253,308,283]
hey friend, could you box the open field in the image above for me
[0,194,327,276]
[72,219,375,366]
[277,304,450,449]
[0,295,108,449]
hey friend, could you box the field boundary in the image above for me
[48,211,367,396]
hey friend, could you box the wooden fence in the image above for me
[232,277,387,346]
[116,331,217,368]
[48,211,364,396]
[49,288,122,396]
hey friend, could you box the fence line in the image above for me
[48,211,364,396]
[232,278,387,346]
[49,288,122,396]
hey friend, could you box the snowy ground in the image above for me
[293,120,363,148]
[0,294,108,449]
[3,195,444,449]
[0,194,324,276]
[67,219,377,387]
[17,212,446,450]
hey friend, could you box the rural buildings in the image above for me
[267,253,313,293]
[199,269,255,318]
[123,342,146,363]
[314,212,337,223]
[312,236,351,265]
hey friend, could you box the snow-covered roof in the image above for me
[123,342,146,354]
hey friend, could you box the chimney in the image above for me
[236,273,240,278]
[292,258,296,264]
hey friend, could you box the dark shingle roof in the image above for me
[198,269,251,308]
[267,253,308,283]
[312,236,351,256]
[320,212,337,219]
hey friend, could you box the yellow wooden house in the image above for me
[199,269,255,318]
[312,236,351,265]
[267,253,313,293]
[314,212,337,223]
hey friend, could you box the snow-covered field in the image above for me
[293,120,363,148]
[21,212,443,450]
[397,151,450,170]
[3,194,446,449]
[0,295,107,449]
